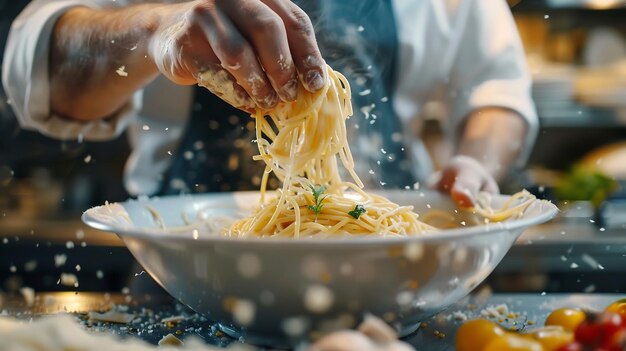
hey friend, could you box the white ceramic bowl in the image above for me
[82,190,558,346]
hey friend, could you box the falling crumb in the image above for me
[75,265,81,272]
[66,241,75,249]
[433,330,446,339]
[116,66,128,77]
[84,155,92,163]
[96,270,104,279]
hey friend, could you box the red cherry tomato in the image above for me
[602,328,626,350]
[575,312,623,347]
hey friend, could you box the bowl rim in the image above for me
[81,190,559,247]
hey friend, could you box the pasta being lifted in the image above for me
[228,66,434,238]
[225,66,536,238]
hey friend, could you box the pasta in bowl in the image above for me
[82,189,557,346]
[84,65,557,346]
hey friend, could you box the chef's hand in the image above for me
[433,155,499,208]
[150,0,326,112]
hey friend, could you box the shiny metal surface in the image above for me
[82,190,558,346]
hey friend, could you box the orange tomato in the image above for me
[522,326,574,351]
[484,334,543,351]
[545,308,587,332]
[455,319,507,351]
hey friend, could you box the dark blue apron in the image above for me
[160,0,414,195]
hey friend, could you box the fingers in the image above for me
[220,0,298,102]
[170,0,325,111]
[192,4,279,109]
[260,0,326,92]
[435,156,500,208]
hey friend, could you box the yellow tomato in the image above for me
[605,299,626,320]
[455,319,507,351]
[484,334,543,351]
[545,308,586,331]
[522,326,574,351]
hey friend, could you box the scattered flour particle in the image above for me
[161,315,185,324]
[54,254,67,267]
[452,311,468,321]
[24,260,37,272]
[59,273,78,287]
[116,65,128,77]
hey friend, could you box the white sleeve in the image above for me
[1,0,140,141]
[446,0,538,166]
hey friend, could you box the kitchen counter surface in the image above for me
[1,291,623,350]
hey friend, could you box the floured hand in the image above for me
[432,155,499,208]
[149,0,326,112]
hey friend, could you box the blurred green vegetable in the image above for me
[555,166,617,206]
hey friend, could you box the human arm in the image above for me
[433,0,538,207]
[50,0,327,121]
[436,107,528,207]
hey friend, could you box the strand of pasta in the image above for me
[227,66,435,237]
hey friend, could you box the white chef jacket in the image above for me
[2,0,538,196]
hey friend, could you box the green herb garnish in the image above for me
[348,204,367,219]
[308,185,327,221]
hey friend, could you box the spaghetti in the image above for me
[227,66,434,238]
[221,65,536,238]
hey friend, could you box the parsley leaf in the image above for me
[348,204,367,219]
[308,184,327,221]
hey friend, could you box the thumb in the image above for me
[449,170,481,208]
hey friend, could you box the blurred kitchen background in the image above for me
[1,0,626,297]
